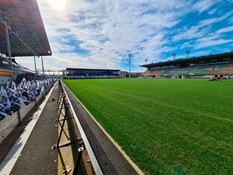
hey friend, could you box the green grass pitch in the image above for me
[63,79,233,175]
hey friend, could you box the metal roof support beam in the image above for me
[0,13,38,57]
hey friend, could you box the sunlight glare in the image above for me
[47,0,66,11]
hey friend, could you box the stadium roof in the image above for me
[141,51,233,68]
[66,68,120,71]
[0,0,52,57]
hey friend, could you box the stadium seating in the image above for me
[0,78,55,121]
[144,62,233,77]
[190,68,208,75]
[171,69,191,75]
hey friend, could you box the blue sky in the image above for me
[17,0,233,71]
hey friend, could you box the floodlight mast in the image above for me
[186,50,190,58]
[128,53,132,78]
[172,53,176,60]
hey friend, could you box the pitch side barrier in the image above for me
[56,80,103,175]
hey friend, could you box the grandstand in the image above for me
[0,0,52,85]
[142,51,233,78]
[0,1,139,175]
[0,1,59,175]
[64,68,120,79]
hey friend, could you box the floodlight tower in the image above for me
[186,50,190,58]
[172,53,176,60]
[128,53,132,78]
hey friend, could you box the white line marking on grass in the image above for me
[0,83,56,175]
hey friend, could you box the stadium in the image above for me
[142,52,233,79]
[0,0,233,175]
[64,68,120,79]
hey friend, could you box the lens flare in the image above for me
[47,0,66,11]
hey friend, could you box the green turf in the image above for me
[63,79,233,175]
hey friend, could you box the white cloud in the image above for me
[172,25,211,42]
[217,26,233,33]
[208,8,217,15]
[15,0,233,71]
[172,10,233,42]
[199,10,233,26]
[192,0,220,14]
[30,0,190,70]
[194,35,233,49]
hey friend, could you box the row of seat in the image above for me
[0,78,55,121]
[144,64,233,76]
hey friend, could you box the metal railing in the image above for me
[55,80,103,175]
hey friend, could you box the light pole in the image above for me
[186,50,190,58]
[172,53,176,60]
[128,53,132,78]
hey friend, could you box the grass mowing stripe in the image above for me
[64,79,233,175]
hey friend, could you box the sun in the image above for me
[47,0,66,11]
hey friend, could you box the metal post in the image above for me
[5,24,13,69]
[5,23,13,85]
[41,56,45,76]
[128,53,132,78]
[17,110,21,125]
[57,103,69,147]
[186,50,190,59]
[72,140,84,175]
[34,55,37,76]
